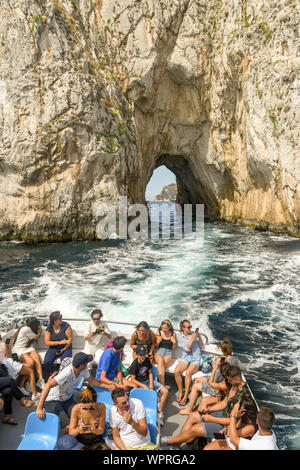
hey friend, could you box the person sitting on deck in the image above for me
[129,345,169,424]
[68,383,110,450]
[0,341,39,404]
[44,311,72,375]
[154,320,177,386]
[130,322,156,364]
[84,309,111,369]
[96,336,132,391]
[226,401,278,450]
[161,365,255,448]
[175,319,203,407]
[12,317,45,392]
[203,397,258,450]
[105,387,157,450]
[179,337,241,415]
[36,352,104,435]
[0,342,35,425]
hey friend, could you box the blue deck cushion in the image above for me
[17,412,60,451]
[129,388,158,444]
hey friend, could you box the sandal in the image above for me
[20,397,34,407]
[179,398,187,406]
[2,416,18,425]
[176,395,183,403]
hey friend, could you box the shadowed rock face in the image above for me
[0,0,299,240]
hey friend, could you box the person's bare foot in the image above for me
[178,406,192,415]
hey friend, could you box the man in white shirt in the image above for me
[84,309,111,367]
[105,388,156,450]
[36,352,104,433]
[228,401,279,450]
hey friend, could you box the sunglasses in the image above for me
[81,406,95,410]
[93,317,101,320]
[185,325,192,328]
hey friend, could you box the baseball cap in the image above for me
[72,352,93,367]
[136,345,148,356]
[56,435,84,450]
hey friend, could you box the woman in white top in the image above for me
[12,317,44,392]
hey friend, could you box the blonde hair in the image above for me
[220,337,233,356]
[80,384,97,403]
[159,320,174,334]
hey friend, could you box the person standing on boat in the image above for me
[174,320,203,407]
[36,352,105,434]
[44,311,72,375]
[12,317,45,390]
[84,309,111,368]
[154,320,177,386]
[130,322,156,364]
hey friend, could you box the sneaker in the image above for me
[24,382,32,394]
[31,392,41,403]
[18,386,30,397]
[158,412,164,426]
[37,379,45,389]
[160,436,171,447]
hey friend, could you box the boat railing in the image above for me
[62,318,210,345]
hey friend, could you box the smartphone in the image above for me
[213,432,225,440]
[81,424,90,429]
[195,328,199,333]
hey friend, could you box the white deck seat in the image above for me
[2,327,220,378]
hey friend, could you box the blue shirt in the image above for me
[178,332,202,359]
[46,321,71,350]
[96,348,121,381]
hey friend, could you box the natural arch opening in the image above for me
[146,165,177,202]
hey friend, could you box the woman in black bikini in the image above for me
[69,384,109,450]
[154,320,177,386]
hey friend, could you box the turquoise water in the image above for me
[0,207,299,449]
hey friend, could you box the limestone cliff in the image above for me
[154,183,177,202]
[0,0,299,240]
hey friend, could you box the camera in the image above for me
[213,432,225,440]
[94,327,104,334]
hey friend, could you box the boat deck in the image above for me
[0,319,220,450]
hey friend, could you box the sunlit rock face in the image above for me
[0,0,299,240]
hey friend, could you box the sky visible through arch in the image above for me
[145,165,176,201]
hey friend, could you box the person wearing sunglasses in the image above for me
[84,309,111,369]
[68,383,109,450]
[174,319,203,406]
[105,387,156,450]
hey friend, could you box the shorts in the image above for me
[155,348,173,358]
[181,352,201,367]
[199,411,224,438]
[142,379,163,392]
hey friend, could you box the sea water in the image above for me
[0,203,299,449]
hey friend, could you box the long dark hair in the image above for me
[12,317,40,346]
[240,397,258,428]
[49,310,62,326]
